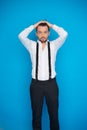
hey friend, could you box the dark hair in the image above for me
[36,22,50,31]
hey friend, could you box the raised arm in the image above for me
[18,21,44,51]
[18,25,35,52]
[45,21,68,50]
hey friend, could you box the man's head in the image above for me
[36,22,50,43]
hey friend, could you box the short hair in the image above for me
[36,22,50,32]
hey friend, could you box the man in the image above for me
[18,20,68,130]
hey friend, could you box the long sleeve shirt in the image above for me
[18,24,68,81]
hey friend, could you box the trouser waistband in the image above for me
[32,77,56,83]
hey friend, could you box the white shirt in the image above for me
[18,24,68,81]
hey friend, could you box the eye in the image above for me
[37,31,42,34]
[44,31,49,34]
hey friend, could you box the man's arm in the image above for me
[18,25,35,51]
[45,21,68,51]
[18,21,43,51]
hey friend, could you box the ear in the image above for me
[36,32,38,37]
[48,31,50,36]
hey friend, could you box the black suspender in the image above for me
[48,41,51,79]
[35,42,39,80]
[35,42,51,80]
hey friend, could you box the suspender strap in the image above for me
[48,41,51,79]
[35,41,51,80]
[35,42,39,80]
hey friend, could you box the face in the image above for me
[36,26,50,43]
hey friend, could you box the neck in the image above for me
[41,42,46,50]
[42,42,46,45]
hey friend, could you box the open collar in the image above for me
[37,39,49,47]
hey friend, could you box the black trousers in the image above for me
[30,77,60,130]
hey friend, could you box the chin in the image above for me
[40,39,47,43]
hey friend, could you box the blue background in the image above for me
[0,0,87,130]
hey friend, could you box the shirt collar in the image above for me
[37,39,49,47]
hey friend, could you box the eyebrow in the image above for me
[37,31,49,33]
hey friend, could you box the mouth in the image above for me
[41,37,46,40]
[39,37,47,43]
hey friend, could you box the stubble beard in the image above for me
[39,37,48,43]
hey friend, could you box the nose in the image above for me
[41,33,45,37]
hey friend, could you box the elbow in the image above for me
[64,31,68,39]
[18,33,21,40]
[61,31,68,41]
[18,33,23,41]
[66,31,68,37]
[65,31,68,37]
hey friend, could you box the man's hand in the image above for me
[44,21,53,28]
[34,21,44,28]
[34,20,53,28]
